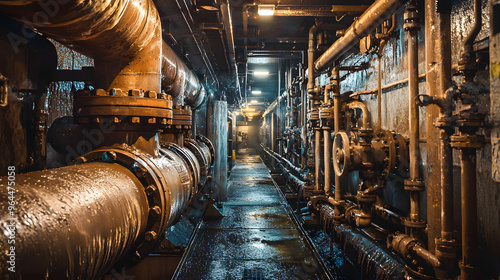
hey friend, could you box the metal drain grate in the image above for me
[243,268,266,280]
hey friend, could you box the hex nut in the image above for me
[129,89,143,97]
[145,231,157,241]
[102,151,117,162]
[150,206,161,217]
[145,185,157,196]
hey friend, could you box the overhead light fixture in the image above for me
[258,4,275,16]
[252,90,262,94]
[253,71,269,76]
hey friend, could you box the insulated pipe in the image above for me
[0,0,162,92]
[0,139,213,279]
[0,163,150,279]
[1,0,207,108]
[161,41,206,108]
[324,85,332,195]
[314,0,406,71]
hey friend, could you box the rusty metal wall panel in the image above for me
[211,100,228,201]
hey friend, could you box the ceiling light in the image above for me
[253,71,269,76]
[258,4,275,16]
[252,90,262,94]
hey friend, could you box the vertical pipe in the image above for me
[407,21,421,226]
[377,56,382,130]
[332,68,342,218]
[460,149,478,279]
[424,0,443,253]
[324,85,332,194]
[437,6,454,240]
[315,129,321,191]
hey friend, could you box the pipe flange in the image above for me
[161,142,200,189]
[184,138,209,176]
[404,179,425,191]
[197,134,215,165]
[449,134,484,149]
[74,145,170,263]
[74,89,174,128]
[171,105,192,129]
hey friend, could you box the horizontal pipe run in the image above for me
[0,163,149,279]
[314,0,406,71]
[1,0,206,108]
[0,137,213,278]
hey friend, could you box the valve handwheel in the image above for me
[333,132,351,177]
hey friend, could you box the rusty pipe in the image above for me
[314,0,406,71]
[406,5,423,232]
[347,101,371,130]
[1,0,207,108]
[462,0,482,56]
[460,148,479,279]
[308,25,318,93]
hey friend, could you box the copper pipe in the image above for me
[315,129,321,191]
[407,13,422,230]
[2,0,206,108]
[271,5,367,17]
[161,41,206,108]
[347,101,371,129]
[0,162,150,279]
[324,85,332,195]
[332,68,342,220]
[0,0,162,92]
[460,148,479,279]
[314,0,406,71]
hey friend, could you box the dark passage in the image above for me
[173,154,329,279]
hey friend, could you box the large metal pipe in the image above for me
[0,163,149,279]
[1,0,206,108]
[0,0,162,92]
[0,138,213,279]
[405,4,423,236]
[314,0,405,71]
[161,41,206,108]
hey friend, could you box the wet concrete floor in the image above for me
[173,154,329,279]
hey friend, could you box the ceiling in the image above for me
[155,0,373,115]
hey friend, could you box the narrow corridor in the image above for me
[174,153,329,279]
